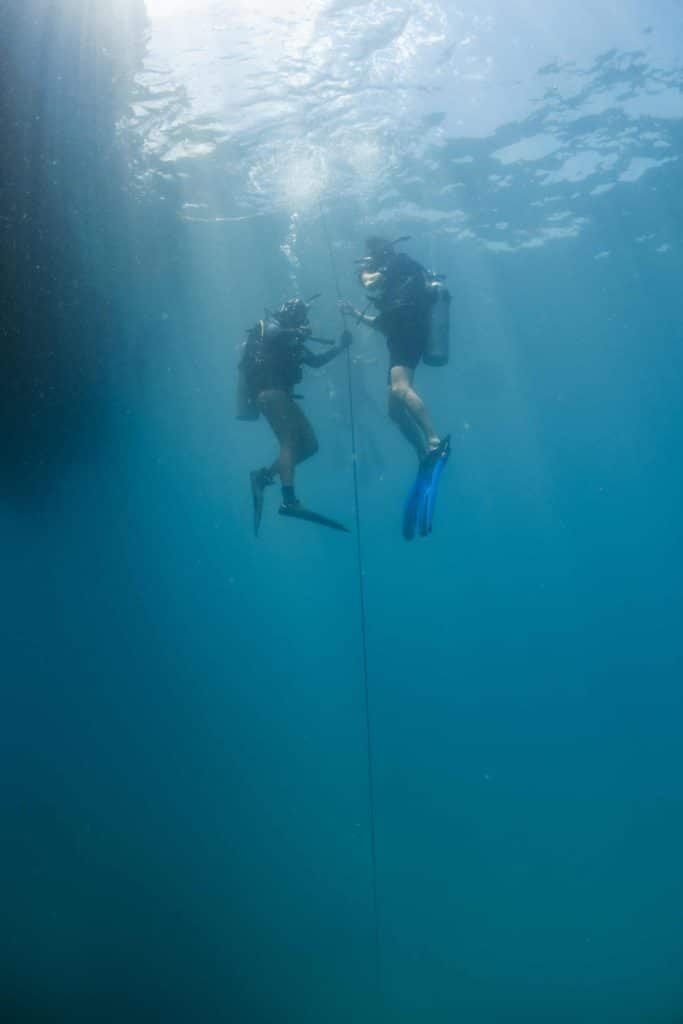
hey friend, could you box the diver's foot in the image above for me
[420,436,448,471]
[278,499,301,515]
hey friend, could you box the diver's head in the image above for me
[277,297,309,328]
[365,236,395,262]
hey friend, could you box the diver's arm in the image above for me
[338,299,380,330]
[301,331,352,369]
[356,310,381,330]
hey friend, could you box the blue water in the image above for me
[2,1,683,1021]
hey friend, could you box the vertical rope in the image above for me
[319,204,382,1008]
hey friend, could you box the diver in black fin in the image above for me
[237,298,352,536]
[403,435,451,540]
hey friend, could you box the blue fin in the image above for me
[403,469,428,540]
[418,436,450,536]
[403,436,451,541]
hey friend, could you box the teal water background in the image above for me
[2,1,683,1021]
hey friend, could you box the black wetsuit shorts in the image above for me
[386,327,426,371]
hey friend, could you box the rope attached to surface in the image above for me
[319,203,382,1006]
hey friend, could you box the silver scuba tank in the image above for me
[423,279,451,367]
[235,339,260,420]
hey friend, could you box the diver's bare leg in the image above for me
[258,389,318,488]
[388,390,428,459]
[388,365,440,457]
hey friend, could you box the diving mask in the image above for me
[360,269,385,299]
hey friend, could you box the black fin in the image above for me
[250,469,272,537]
[279,503,350,533]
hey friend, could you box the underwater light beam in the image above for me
[146,0,313,16]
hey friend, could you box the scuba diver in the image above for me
[236,297,352,536]
[338,235,452,540]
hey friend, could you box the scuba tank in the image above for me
[235,335,260,421]
[235,314,308,419]
[423,277,451,367]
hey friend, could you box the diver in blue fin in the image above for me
[339,236,451,540]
